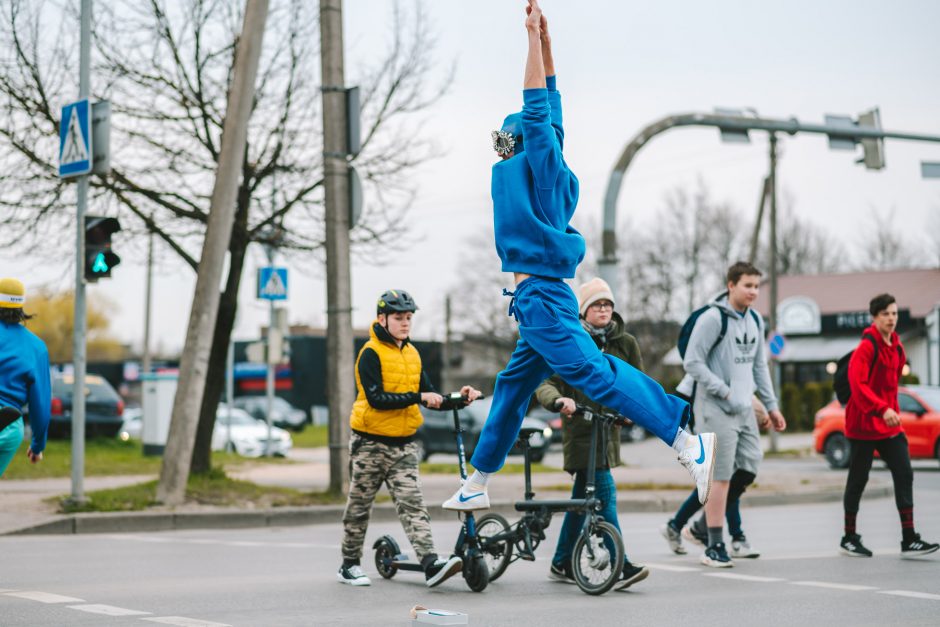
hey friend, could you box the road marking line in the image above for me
[3,591,85,603]
[760,548,897,561]
[0,589,17,593]
[142,617,232,626]
[878,590,940,601]
[703,573,785,583]
[643,563,701,572]
[791,581,877,592]
[68,604,150,616]
[228,541,266,547]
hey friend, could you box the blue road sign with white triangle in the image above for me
[59,99,92,178]
[258,267,288,300]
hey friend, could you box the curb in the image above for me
[3,485,894,536]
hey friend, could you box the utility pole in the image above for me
[142,222,154,375]
[264,243,276,456]
[320,0,355,495]
[156,0,270,505]
[768,133,780,454]
[69,0,92,505]
[748,177,770,265]
[443,294,453,393]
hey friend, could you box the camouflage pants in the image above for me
[341,432,435,562]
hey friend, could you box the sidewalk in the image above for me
[0,433,891,536]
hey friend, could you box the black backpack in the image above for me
[833,333,902,406]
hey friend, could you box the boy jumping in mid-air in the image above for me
[443,0,716,512]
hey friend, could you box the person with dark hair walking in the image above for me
[0,278,51,476]
[840,293,938,558]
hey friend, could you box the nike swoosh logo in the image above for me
[695,435,706,464]
[458,492,484,502]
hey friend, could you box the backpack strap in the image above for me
[709,307,728,354]
[749,308,761,329]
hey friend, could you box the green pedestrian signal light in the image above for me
[84,216,121,282]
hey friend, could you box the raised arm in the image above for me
[524,0,546,89]
[538,9,564,146]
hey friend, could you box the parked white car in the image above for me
[118,407,143,441]
[212,406,292,457]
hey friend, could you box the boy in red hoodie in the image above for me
[840,293,938,558]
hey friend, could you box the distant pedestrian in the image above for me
[0,278,51,477]
[839,293,938,558]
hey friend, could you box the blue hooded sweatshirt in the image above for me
[0,321,51,453]
[492,75,584,279]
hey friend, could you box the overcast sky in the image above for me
[6,0,940,355]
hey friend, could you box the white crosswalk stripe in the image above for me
[3,591,85,603]
[68,604,150,616]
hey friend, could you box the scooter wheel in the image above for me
[374,539,398,579]
[463,554,489,592]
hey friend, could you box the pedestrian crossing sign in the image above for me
[258,267,288,300]
[59,99,92,178]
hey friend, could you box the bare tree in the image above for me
[854,207,921,271]
[756,191,849,276]
[0,0,450,473]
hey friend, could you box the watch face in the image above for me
[491,130,515,156]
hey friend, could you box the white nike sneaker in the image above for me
[677,432,717,505]
[442,481,490,511]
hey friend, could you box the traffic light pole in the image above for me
[70,0,92,505]
[265,244,275,457]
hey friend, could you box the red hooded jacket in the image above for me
[845,323,905,440]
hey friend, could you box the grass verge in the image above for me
[3,438,290,480]
[290,425,328,448]
[55,467,371,514]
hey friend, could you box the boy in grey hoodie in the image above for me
[672,262,786,567]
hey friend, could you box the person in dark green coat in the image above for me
[536,277,650,590]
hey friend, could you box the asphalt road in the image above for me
[1,482,938,627]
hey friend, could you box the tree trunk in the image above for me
[190,187,251,474]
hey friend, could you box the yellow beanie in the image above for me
[0,277,25,309]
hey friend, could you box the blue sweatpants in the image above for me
[470,277,689,473]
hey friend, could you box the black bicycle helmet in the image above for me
[377,289,418,315]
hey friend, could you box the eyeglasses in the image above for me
[589,301,613,311]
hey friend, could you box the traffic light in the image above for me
[856,108,885,171]
[84,216,121,282]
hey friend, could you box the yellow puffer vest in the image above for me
[349,322,424,437]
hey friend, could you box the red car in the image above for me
[813,385,940,469]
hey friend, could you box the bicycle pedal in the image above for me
[518,551,536,562]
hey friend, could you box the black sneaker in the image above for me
[548,561,576,584]
[425,555,463,588]
[701,542,733,568]
[901,534,940,558]
[337,563,371,586]
[840,533,873,557]
[615,561,650,591]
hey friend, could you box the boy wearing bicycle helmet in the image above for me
[535,278,649,590]
[338,289,482,588]
[444,0,715,513]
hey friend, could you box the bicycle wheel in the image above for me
[463,554,490,592]
[476,513,513,582]
[571,520,624,595]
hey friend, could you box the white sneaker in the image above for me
[337,564,371,586]
[442,481,490,511]
[677,432,717,504]
[731,536,760,559]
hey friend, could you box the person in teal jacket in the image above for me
[444,1,716,512]
[0,278,51,476]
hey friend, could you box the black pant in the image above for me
[843,433,914,514]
